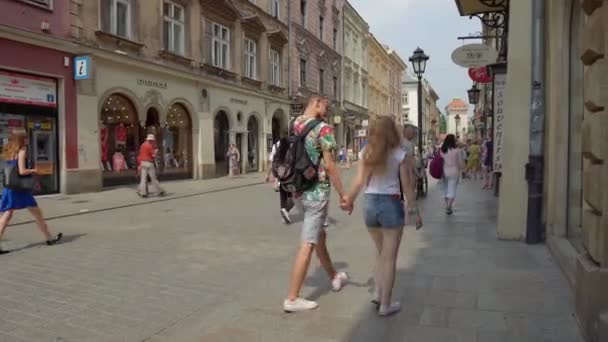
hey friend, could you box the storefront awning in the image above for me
[454,0,506,16]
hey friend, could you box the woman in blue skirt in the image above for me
[0,130,62,254]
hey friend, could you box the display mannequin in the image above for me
[112,149,128,172]
[100,122,112,171]
[164,126,174,152]
[115,122,127,148]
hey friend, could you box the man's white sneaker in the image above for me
[280,208,291,224]
[283,298,319,313]
[331,272,349,291]
[378,302,401,316]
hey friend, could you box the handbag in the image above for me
[3,163,35,192]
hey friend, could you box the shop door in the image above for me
[214,111,230,177]
[247,116,259,172]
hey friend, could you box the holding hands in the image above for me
[339,194,354,215]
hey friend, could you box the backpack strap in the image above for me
[297,119,322,141]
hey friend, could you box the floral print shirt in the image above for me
[293,116,337,201]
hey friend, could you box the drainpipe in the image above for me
[525,0,546,244]
[287,0,292,98]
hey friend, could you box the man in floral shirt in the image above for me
[283,95,349,313]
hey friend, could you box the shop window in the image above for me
[270,49,281,86]
[100,94,139,185]
[244,38,257,79]
[102,0,132,39]
[212,23,231,69]
[162,103,192,176]
[163,0,185,55]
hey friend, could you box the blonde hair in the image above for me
[3,129,27,160]
[362,116,401,173]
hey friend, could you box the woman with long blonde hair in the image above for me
[0,129,62,254]
[342,116,422,316]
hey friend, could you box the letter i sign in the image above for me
[74,56,91,80]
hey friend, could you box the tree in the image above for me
[439,114,447,134]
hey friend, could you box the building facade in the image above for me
[0,0,78,195]
[367,34,390,118]
[386,47,407,125]
[402,74,440,144]
[445,98,469,140]
[289,0,343,117]
[69,0,291,192]
[455,0,608,340]
[340,0,368,153]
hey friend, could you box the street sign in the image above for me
[74,56,91,80]
[451,44,498,68]
[468,66,493,83]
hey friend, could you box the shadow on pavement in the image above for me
[9,233,87,253]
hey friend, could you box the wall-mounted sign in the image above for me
[74,56,91,80]
[362,120,369,127]
[137,78,168,89]
[451,44,498,68]
[493,73,506,173]
[356,129,367,137]
[230,98,248,105]
[468,66,492,84]
[0,71,57,108]
[333,116,341,124]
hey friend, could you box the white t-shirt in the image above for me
[269,141,279,161]
[364,147,407,195]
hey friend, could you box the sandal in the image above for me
[46,233,63,246]
[0,249,10,255]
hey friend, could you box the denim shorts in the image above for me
[363,194,405,228]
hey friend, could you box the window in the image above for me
[333,29,338,50]
[163,1,185,54]
[270,49,281,86]
[103,0,131,38]
[19,0,52,9]
[319,69,325,94]
[212,23,230,69]
[271,0,280,18]
[300,0,306,26]
[299,59,307,87]
[319,16,324,40]
[402,92,408,105]
[333,77,338,98]
[244,38,257,79]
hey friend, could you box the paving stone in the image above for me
[398,326,477,342]
[448,308,508,331]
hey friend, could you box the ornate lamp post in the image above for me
[409,47,429,157]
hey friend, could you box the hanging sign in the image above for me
[451,44,498,68]
[493,73,506,173]
[74,56,91,80]
[468,66,493,83]
[0,71,57,108]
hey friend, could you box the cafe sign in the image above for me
[451,44,498,68]
[468,66,493,84]
[0,71,57,108]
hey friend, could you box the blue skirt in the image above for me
[0,187,37,212]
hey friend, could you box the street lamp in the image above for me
[409,47,429,158]
[467,83,481,105]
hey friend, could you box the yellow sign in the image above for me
[35,161,54,175]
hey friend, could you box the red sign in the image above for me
[0,71,57,108]
[468,67,492,84]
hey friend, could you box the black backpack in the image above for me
[272,119,322,193]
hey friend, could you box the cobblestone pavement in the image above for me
[0,170,584,342]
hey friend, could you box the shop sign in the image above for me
[74,56,91,80]
[362,120,369,127]
[0,71,57,108]
[137,78,168,89]
[356,129,367,137]
[468,66,492,84]
[333,116,341,124]
[451,44,498,68]
[230,98,248,105]
[493,73,506,172]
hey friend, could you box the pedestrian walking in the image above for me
[441,134,465,215]
[482,133,494,190]
[342,116,422,316]
[467,139,481,180]
[338,146,346,165]
[283,95,349,313]
[227,144,240,177]
[137,134,165,198]
[266,140,280,191]
[0,129,62,254]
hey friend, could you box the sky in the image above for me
[349,0,480,112]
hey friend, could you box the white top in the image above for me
[364,147,407,195]
[268,141,279,161]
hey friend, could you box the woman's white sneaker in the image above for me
[378,302,401,316]
[331,272,349,291]
[283,298,319,313]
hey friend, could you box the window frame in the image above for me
[319,68,325,94]
[271,0,280,19]
[212,22,231,70]
[333,29,338,50]
[103,0,132,39]
[163,0,186,55]
[270,49,281,86]
[244,38,257,79]
[299,59,307,87]
[18,0,53,10]
[319,16,324,40]
[300,0,307,27]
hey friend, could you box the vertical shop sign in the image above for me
[493,73,506,172]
